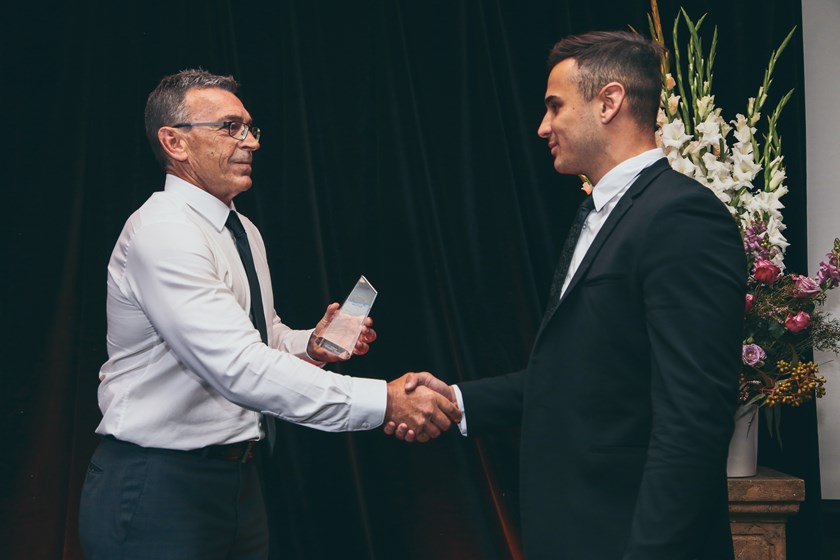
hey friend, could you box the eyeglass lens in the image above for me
[229,122,260,141]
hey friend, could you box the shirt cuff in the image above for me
[452,384,468,436]
[295,328,326,367]
[347,377,387,431]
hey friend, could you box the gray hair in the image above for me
[144,69,239,167]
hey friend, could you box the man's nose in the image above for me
[537,112,551,138]
[242,130,260,150]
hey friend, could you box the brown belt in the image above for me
[193,440,258,463]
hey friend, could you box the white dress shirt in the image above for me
[560,148,665,296]
[96,174,386,450]
[454,148,665,435]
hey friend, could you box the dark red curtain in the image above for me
[3,0,815,558]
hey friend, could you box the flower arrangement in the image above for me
[646,2,840,438]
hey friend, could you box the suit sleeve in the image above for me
[457,368,527,434]
[624,185,746,558]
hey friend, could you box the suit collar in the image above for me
[562,158,670,298]
[536,157,672,334]
[590,149,665,211]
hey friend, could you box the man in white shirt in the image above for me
[78,69,460,560]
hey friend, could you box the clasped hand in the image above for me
[306,305,458,442]
[384,371,459,443]
[306,302,377,362]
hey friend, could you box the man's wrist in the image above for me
[452,384,468,437]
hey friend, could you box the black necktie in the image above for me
[225,211,268,344]
[543,195,595,322]
[226,211,275,449]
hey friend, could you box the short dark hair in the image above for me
[144,69,239,167]
[547,31,664,129]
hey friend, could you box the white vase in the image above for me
[727,404,759,477]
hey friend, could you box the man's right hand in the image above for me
[384,372,457,442]
[384,372,460,443]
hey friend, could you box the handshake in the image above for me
[383,372,460,443]
[309,306,460,443]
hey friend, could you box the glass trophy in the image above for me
[316,275,378,360]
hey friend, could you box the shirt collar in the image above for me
[590,148,664,211]
[164,174,235,232]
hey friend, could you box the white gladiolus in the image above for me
[696,95,717,120]
[769,168,787,191]
[732,140,754,157]
[717,114,733,138]
[706,176,738,208]
[732,114,755,145]
[702,152,730,179]
[747,190,786,219]
[766,217,789,249]
[772,184,789,200]
[660,120,693,149]
[682,139,705,157]
[696,118,723,146]
[655,26,795,279]
[732,151,762,183]
[766,219,790,267]
[667,93,680,115]
[656,108,669,129]
[668,152,697,176]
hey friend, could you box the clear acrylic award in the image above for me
[315,275,378,360]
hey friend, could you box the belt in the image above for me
[102,435,260,464]
[193,440,258,463]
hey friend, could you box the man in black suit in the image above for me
[388,31,746,559]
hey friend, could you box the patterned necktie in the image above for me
[543,195,595,322]
[226,211,275,449]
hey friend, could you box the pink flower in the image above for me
[745,293,754,313]
[753,259,782,284]
[785,311,811,333]
[817,252,840,289]
[742,343,766,366]
[792,275,821,298]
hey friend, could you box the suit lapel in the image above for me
[536,159,671,334]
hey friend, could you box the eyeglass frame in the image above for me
[170,121,261,142]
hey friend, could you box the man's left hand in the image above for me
[306,302,377,362]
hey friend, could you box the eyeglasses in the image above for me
[171,121,261,142]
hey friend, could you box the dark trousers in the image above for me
[79,436,268,560]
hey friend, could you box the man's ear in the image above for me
[157,127,189,162]
[599,82,625,124]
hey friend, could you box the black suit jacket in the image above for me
[460,159,746,559]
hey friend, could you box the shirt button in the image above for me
[362,422,370,429]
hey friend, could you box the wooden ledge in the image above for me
[728,467,804,559]
[729,466,805,516]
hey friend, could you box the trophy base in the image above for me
[314,336,351,361]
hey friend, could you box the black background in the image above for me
[2,1,819,558]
